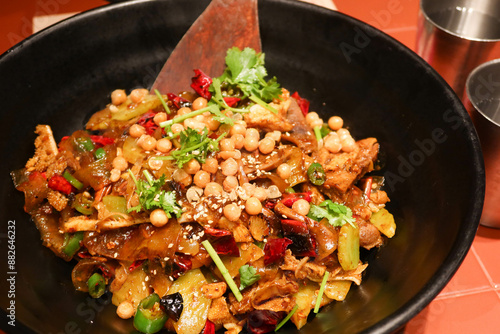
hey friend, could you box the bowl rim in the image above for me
[0,0,485,333]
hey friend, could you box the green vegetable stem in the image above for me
[87,273,106,299]
[133,293,168,334]
[201,239,243,302]
[63,170,84,190]
[307,163,325,186]
[62,232,84,257]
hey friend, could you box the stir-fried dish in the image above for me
[12,47,396,334]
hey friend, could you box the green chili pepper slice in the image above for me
[307,162,325,186]
[87,273,106,299]
[63,170,84,190]
[72,193,94,215]
[134,293,168,334]
[74,137,95,152]
[62,231,84,257]
[94,147,106,160]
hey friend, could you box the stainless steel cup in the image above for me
[465,59,500,228]
[417,0,500,99]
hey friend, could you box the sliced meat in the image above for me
[25,125,59,173]
[244,104,294,132]
[83,220,181,261]
[281,98,317,154]
[318,138,379,193]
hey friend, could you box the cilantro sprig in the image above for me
[239,265,261,291]
[307,200,356,228]
[128,170,182,217]
[212,47,282,114]
[217,47,281,102]
[158,128,225,168]
[159,104,233,129]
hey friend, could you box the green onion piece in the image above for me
[201,240,243,302]
[143,169,155,186]
[320,123,331,138]
[62,232,84,257]
[275,304,299,332]
[63,170,84,190]
[154,89,171,114]
[159,105,214,128]
[307,163,325,186]
[314,126,323,143]
[94,147,106,160]
[72,193,94,215]
[133,293,168,334]
[87,273,106,299]
[249,94,279,114]
[285,187,295,194]
[314,271,330,313]
[166,132,181,140]
[74,137,95,152]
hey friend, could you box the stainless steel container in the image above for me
[417,0,500,99]
[465,59,500,228]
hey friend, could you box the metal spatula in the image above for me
[151,0,261,94]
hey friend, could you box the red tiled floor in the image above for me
[435,246,491,298]
[334,1,500,332]
[473,226,500,288]
[0,0,107,55]
[335,0,420,51]
[405,290,500,334]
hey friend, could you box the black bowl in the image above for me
[0,0,484,333]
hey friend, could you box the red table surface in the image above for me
[1,1,499,333]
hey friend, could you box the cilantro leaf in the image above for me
[128,170,182,218]
[169,128,223,168]
[239,264,261,291]
[307,200,356,227]
[216,47,281,103]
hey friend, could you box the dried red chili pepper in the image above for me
[173,254,192,278]
[263,237,292,265]
[201,320,215,334]
[281,219,309,236]
[191,69,212,100]
[223,97,241,107]
[281,192,312,207]
[210,235,240,257]
[97,264,115,279]
[247,310,285,334]
[264,199,277,210]
[128,259,145,272]
[204,227,232,237]
[167,93,191,109]
[48,175,74,195]
[90,135,115,147]
[214,236,240,256]
[363,176,373,200]
[136,112,158,135]
[287,234,317,258]
[291,91,310,116]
